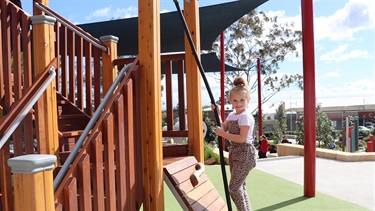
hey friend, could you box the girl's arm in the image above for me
[215,125,250,143]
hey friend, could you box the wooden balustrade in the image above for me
[115,54,189,142]
[54,61,143,210]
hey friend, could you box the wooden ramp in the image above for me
[163,156,228,211]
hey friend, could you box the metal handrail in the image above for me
[0,66,56,149]
[53,62,133,191]
[34,1,108,53]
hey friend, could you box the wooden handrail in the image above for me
[0,58,58,149]
[34,1,108,53]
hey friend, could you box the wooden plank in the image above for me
[165,60,174,130]
[113,95,127,210]
[103,113,116,211]
[123,80,137,211]
[164,156,197,175]
[163,156,228,210]
[205,195,227,211]
[183,180,215,205]
[64,177,78,211]
[84,42,93,116]
[78,154,92,211]
[91,132,105,211]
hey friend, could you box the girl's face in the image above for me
[229,91,250,114]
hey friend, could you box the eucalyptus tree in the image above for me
[212,10,303,111]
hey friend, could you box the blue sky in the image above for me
[21,0,374,113]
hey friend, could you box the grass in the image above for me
[164,165,368,211]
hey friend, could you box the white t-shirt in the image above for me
[225,109,254,144]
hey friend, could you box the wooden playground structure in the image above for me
[0,0,320,210]
[0,0,252,210]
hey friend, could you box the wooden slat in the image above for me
[163,148,189,161]
[1,0,12,110]
[64,177,78,211]
[205,195,227,211]
[60,25,68,98]
[84,42,93,116]
[103,113,116,211]
[177,60,186,130]
[91,132,105,211]
[67,29,75,103]
[93,47,101,109]
[21,14,32,90]
[78,154,92,211]
[76,36,84,109]
[123,79,137,211]
[11,6,22,101]
[113,95,127,210]
[165,60,174,130]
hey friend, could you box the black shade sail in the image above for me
[78,0,267,72]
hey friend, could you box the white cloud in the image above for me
[85,6,137,21]
[315,0,374,41]
[320,44,371,62]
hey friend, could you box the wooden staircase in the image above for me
[56,93,91,164]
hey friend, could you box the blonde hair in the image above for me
[229,77,250,100]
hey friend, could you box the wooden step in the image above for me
[59,130,84,152]
[58,114,90,131]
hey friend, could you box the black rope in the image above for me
[173,1,232,210]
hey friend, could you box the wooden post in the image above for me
[184,0,204,162]
[100,35,119,94]
[8,154,56,210]
[138,0,164,210]
[31,15,59,160]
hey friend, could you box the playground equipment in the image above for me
[367,135,374,152]
[190,163,205,187]
[343,116,359,152]
[173,0,232,209]
[164,156,227,210]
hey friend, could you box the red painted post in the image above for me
[257,58,262,137]
[220,32,226,150]
[301,0,316,197]
[370,135,375,152]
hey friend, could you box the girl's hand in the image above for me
[215,126,225,137]
[211,104,217,111]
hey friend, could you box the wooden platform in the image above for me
[163,156,228,211]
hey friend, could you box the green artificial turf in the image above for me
[164,165,368,211]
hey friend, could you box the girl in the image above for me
[212,77,256,211]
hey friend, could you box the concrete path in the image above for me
[256,156,375,210]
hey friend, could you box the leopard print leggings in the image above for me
[229,142,257,211]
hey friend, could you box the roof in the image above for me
[288,104,375,113]
[78,0,268,73]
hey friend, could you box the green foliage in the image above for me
[295,115,304,145]
[295,104,335,148]
[316,105,334,148]
[212,10,303,112]
[204,143,220,162]
[272,102,287,144]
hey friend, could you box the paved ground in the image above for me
[256,156,375,210]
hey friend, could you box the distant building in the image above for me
[204,104,375,132]
[284,104,375,131]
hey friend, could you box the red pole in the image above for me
[220,32,226,150]
[301,0,316,197]
[257,58,262,136]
